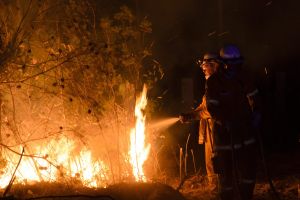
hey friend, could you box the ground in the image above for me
[180,148,300,200]
[180,173,299,200]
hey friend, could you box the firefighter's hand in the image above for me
[179,113,194,123]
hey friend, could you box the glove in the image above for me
[179,112,195,123]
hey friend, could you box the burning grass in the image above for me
[1,149,299,200]
[1,182,186,200]
[0,85,153,188]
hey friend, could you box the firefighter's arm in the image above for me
[247,89,262,128]
[194,103,203,112]
[179,100,209,123]
[246,88,260,112]
[244,71,262,112]
[179,112,198,123]
[245,76,263,128]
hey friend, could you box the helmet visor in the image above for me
[197,58,219,68]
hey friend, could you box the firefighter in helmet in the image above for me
[180,52,223,191]
[203,44,258,200]
[220,44,261,199]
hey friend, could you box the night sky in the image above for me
[109,0,300,152]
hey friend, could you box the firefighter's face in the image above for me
[200,60,219,79]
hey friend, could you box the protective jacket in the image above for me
[205,70,255,148]
[204,70,257,200]
[226,64,262,129]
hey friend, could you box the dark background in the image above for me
[135,0,300,152]
[99,0,300,174]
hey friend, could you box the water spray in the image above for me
[148,117,180,131]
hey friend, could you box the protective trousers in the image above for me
[205,119,217,187]
[217,143,257,200]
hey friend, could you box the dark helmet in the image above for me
[197,52,222,66]
[220,44,244,64]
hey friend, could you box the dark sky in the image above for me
[100,0,300,72]
[134,2,299,93]
[135,0,300,69]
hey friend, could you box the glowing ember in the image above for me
[129,85,151,182]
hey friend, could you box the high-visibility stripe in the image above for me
[234,143,242,149]
[207,99,220,105]
[244,138,256,145]
[247,89,259,97]
[215,145,231,151]
[215,138,256,151]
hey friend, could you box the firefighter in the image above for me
[220,44,262,128]
[203,44,259,200]
[220,44,262,200]
[179,52,223,191]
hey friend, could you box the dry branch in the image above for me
[3,147,24,197]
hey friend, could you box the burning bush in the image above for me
[0,0,163,190]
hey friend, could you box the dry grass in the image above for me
[1,150,299,200]
[0,173,298,200]
[1,182,186,200]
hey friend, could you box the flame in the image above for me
[0,137,109,188]
[0,85,152,188]
[129,85,151,182]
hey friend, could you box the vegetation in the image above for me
[0,0,163,188]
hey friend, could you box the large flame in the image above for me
[0,85,151,188]
[0,137,109,188]
[129,85,151,182]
